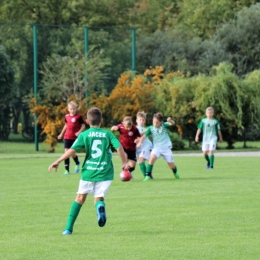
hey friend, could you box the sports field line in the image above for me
[0,151,260,160]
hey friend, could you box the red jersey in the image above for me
[64,113,84,140]
[117,124,140,151]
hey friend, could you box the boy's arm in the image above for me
[111,125,119,131]
[117,146,129,170]
[195,129,201,142]
[75,124,85,137]
[48,148,76,172]
[136,134,147,148]
[58,124,67,139]
[218,130,223,142]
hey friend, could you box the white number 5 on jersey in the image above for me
[91,140,102,158]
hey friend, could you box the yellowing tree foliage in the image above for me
[89,67,165,123]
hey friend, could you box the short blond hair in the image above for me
[136,111,147,119]
[68,101,77,109]
[206,107,214,112]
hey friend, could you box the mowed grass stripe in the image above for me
[0,156,259,260]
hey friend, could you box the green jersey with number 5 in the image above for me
[71,127,121,182]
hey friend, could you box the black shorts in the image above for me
[124,148,137,162]
[64,139,76,149]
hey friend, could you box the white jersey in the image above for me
[136,126,153,152]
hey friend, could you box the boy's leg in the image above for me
[63,194,87,235]
[209,141,216,168]
[202,143,210,168]
[72,153,80,173]
[144,152,158,181]
[209,150,214,168]
[94,181,112,227]
[64,147,70,175]
[138,158,146,177]
[162,149,179,179]
[138,148,151,178]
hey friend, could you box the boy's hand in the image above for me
[48,161,60,172]
[122,163,130,171]
[75,132,79,136]
[134,137,140,143]
[57,134,62,140]
[167,117,175,125]
[195,136,199,143]
[136,141,142,148]
[111,126,118,131]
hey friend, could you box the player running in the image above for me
[111,116,140,177]
[195,107,223,169]
[49,107,129,235]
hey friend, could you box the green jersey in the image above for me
[71,127,121,182]
[198,118,220,143]
[145,122,172,149]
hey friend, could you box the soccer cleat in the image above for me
[209,166,214,170]
[63,170,70,176]
[143,176,151,181]
[97,205,106,227]
[74,161,80,173]
[62,230,72,235]
[174,172,180,179]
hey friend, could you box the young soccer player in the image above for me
[135,111,153,178]
[195,107,223,169]
[48,107,129,235]
[111,116,141,176]
[137,112,179,181]
[58,101,85,175]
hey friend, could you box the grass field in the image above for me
[0,153,259,260]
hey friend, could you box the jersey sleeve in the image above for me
[216,120,221,131]
[71,133,84,151]
[134,127,141,137]
[109,132,121,150]
[163,122,171,128]
[144,126,152,136]
[197,120,203,129]
[78,116,84,124]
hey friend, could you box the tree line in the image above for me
[1,0,260,147]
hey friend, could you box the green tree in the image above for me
[154,63,260,148]
[178,0,260,39]
[0,0,138,26]
[0,47,15,140]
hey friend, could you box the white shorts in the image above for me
[136,147,151,161]
[151,147,174,163]
[202,140,217,151]
[77,180,112,198]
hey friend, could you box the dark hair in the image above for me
[153,112,163,122]
[87,107,102,125]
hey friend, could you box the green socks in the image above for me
[172,165,177,174]
[209,155,214,167]
[65,201,82,232]
[139,162,146,177]
[204,155,210,164]
[95,200,105,212]
[146,164,153,175]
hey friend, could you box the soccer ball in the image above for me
[119,170,132,182]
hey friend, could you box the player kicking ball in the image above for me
[137,112,179,181]
[48,107,129,235]
[195,107,223,169]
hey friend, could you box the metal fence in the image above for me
[0,22,136,150]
